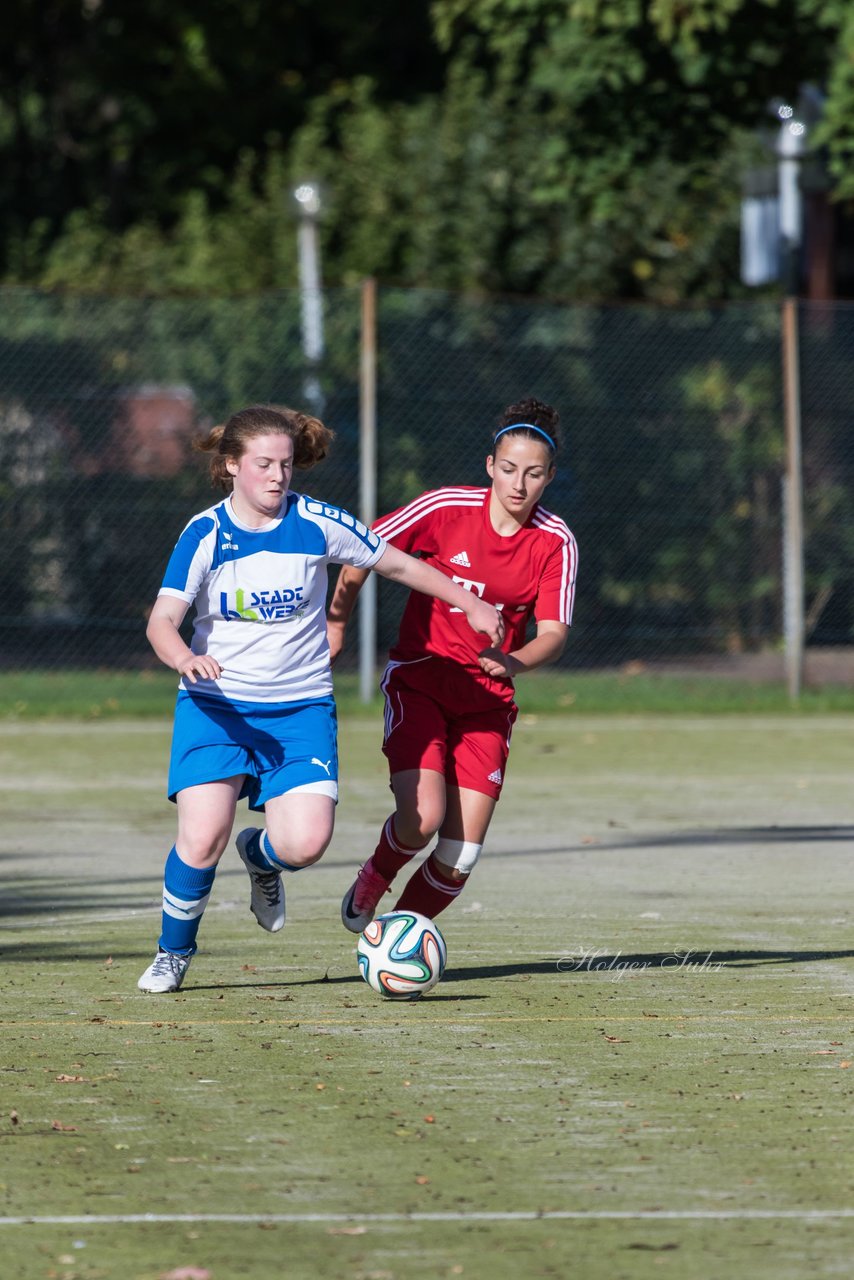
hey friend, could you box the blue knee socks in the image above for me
[159,846,217,956]
[243,829,301,873]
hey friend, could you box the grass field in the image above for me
[4,666,854,720]
[2,708,854,1279]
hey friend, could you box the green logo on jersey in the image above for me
[220,587,306,622]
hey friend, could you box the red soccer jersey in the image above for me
[374,486,578,669]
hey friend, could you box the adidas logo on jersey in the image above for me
[450,550,472,567]
[487,768,503,785]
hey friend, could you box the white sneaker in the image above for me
[236,827,285,932]
[138,949,192,993]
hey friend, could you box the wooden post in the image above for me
[781,297,805,702]
[359,278,378,704]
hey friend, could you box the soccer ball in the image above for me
[356,911,447,1000]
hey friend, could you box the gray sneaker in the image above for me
[236,827,285,932]
[138,949,192,993]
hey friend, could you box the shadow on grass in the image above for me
[602,825,854,850]
[450,949,854,980]
[0,865,260,921]
[499,826,854,859]
[5,824,854,923]
[0,944,150,963]
[3,940,854,980]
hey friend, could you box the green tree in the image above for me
[6,0,854,300]
[0,0,442,278]
[421,0,830,298]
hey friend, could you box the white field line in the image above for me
[2,1010,854,1028]
[2,1210,854,1226]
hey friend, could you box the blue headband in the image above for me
[493,422,556,452]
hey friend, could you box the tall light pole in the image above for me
[293,182,324,414]
[774,105,806,701]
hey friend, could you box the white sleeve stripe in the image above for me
[377,499,483,541]
[375,490,487,541]
[532,510,578,625]
[532,506,573,535]
[374,488,485,532]
[373,483,486,535]
[158,586,195,603]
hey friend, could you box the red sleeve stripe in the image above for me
[374,488,487,541]
[531,509,579,625]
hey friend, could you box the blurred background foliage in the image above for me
[3,0,853,301]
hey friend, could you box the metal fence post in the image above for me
[359,278,378,703]
[781,297,805,701]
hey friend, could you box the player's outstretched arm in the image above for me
[146,595,223,683]
[372,544,504,647]
[326,565,370,664]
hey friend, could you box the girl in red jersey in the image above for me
[327,398,578,928]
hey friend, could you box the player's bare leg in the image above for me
[394,785,496,919]
[239,791,335,932]
[176,777,243,867]
[139,777,243,993]
[265,790,335,867]
[341,769,445,933]
[389,768,447,847]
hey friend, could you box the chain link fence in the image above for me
[0,286,850,683]
[0,288,362,667]
[799,304,854,658]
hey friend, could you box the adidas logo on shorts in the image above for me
[487,768,503,785]
[450,550,472,567]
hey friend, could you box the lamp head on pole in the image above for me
[294,183,321,218]
[773,102,807,158]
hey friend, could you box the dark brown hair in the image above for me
[194,404,334,492]
[493,397,560,457]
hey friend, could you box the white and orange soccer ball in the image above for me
[356,910,447,999]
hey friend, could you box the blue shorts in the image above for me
[168,691,338,811]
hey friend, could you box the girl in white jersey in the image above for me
[328,398,577,931]
[138,404,503,993]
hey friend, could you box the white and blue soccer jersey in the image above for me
[158,493,385,703]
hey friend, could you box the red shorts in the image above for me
[380,656,518,800]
